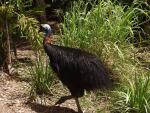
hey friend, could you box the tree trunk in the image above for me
[2,18,11,74]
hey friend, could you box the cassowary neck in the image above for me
[43,39,56,59]
[43,35,53,45]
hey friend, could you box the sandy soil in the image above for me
[0,73,35,113]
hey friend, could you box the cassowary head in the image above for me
[41,24,53,37]
[41,24,54,44]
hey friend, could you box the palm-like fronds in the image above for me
[18,15,42,50]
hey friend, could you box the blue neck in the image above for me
[45,30,52,37]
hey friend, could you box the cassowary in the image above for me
[41,24,112,113]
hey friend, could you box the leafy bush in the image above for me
[18,15,43,50]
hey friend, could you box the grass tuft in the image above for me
[111,70,150,113]
[28,56,55,97]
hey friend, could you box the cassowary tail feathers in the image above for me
[79,57,113,91]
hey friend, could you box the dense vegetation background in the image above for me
[0,0,149,113]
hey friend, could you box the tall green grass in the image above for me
[61,0,139,49]
[28,56,54,97]
[111,70,150,113]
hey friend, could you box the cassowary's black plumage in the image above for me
[44,44,111,95]
[41,24,112,113]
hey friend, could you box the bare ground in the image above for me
[0,74,34,113]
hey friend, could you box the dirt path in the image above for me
[0,73,35,113]
[0,71,80,113]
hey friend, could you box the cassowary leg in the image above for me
[55,95,73,105]
[75,97,83,113]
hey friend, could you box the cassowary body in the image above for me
[41,24,112,113]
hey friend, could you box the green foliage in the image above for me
[61,0,139,49]
[0,0,43,43]
[18,15,42,50]
[0,0,43,61]
[101,42,137,80]
[111,71,150,113]
[9,0,33,12]
[0,0,34,28]
[0,3,16,32]
[28,56,54,96]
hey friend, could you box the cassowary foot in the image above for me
[55,95,73,105]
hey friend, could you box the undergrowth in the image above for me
[60,0,149,112]
[111,70,150,113]
[28,56,55,97]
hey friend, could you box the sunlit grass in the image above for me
[60,0,140,49]
[28,56,55,97]
[111,70,150,113]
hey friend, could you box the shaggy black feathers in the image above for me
[44,44,112,97]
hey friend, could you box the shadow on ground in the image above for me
[27,102,78,113]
